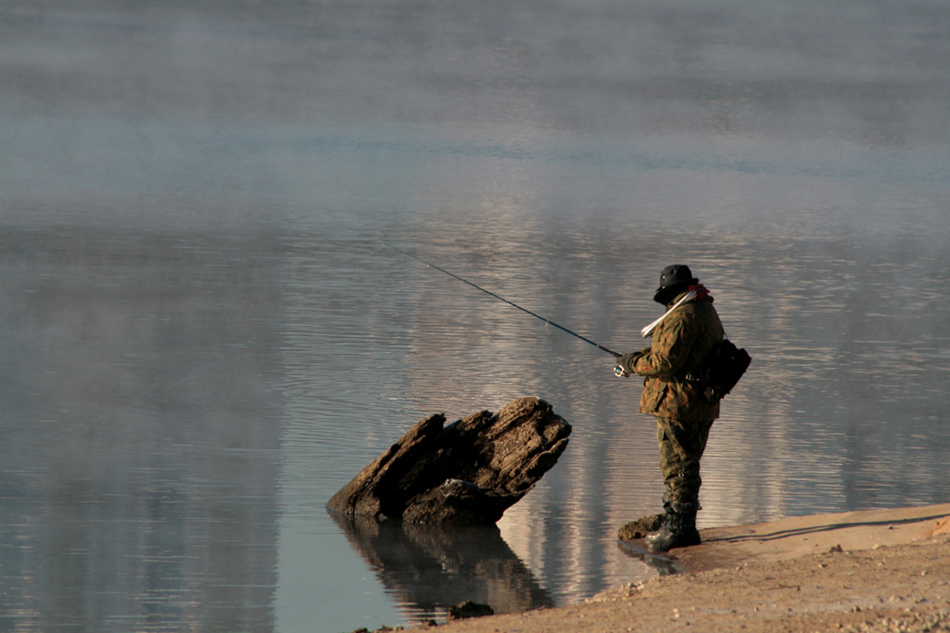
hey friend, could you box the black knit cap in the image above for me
[658,265,698,289]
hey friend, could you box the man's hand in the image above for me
[614,351,644,377]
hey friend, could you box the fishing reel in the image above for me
[613,351,645,378]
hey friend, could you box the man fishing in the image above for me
[615,265,725,553]
[386,246,745,550]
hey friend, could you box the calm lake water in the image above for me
[2,1,949,631]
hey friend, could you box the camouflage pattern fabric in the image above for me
[631,293,725,422]
[655,416,714,503]
[631,291,725,504]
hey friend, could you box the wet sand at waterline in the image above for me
[380,504,950,633]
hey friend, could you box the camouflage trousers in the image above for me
[654,416,715,505]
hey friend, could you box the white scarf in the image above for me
[640,290,698,338]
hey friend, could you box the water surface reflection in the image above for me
[0,225,285,632]
[331,514,554,622]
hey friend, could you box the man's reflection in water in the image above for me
[330,512,554,620]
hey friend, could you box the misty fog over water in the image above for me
[1,1,948,631]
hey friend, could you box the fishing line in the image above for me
[384,243,621,358]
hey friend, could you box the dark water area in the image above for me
[1,1,948,631]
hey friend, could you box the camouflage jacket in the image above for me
[632,292,725,422]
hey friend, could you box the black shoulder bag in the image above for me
[690,340,752,405]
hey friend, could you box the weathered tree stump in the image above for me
[326,397,571,525]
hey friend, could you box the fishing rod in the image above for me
[384,243,622,358]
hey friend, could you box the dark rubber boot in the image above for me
[645,500,701,553]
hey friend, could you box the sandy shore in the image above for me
[389,503,950,633]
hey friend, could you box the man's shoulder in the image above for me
[674,298,716,318]
[654,304,698,335]
[660,299,720,331]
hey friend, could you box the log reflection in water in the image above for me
[330,512,554,620]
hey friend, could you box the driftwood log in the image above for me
[326,397,571,525]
